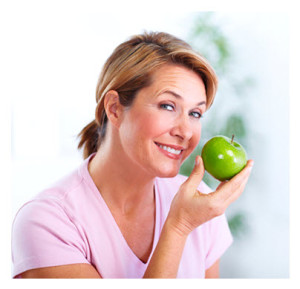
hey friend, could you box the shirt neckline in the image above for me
[78,153,160,266]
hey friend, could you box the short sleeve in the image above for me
[205,213,233,270]
[11,199,89,278]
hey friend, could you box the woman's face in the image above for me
[118,64,207,178]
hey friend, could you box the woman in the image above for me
[12,31,254,278]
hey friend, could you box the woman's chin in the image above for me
[155,167,180,178]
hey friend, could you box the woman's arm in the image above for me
[143,218,188,278]
[20,263,102,278]
[205,259,220,278]
[144,156,253,278]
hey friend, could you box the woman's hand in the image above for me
[167,156,254,237]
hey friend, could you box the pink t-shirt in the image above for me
[11,154,233,278]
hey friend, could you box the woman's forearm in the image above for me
[143,218,188,278]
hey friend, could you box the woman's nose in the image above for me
[170,114,194,140]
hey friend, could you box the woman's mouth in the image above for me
[154,142,184,159]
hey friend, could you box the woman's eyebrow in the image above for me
[161,90,206,106]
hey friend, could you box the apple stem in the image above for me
[231,134,235,144]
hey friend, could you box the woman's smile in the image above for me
[154,141,184,160]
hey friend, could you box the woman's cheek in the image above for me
[143,114,170,135]
[194,123,202,144]
[185,124,201,153]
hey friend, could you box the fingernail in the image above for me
[247,159,254,169]
[195,156,200,166]
[248,164,254,173]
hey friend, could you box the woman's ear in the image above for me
[103,90,124,128]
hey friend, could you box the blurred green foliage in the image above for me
[179,12,255,238]
[188,12,231,75]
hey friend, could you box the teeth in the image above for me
[158,144,182,155]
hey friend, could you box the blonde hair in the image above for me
[78,31,218,159]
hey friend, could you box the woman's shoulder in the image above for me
[11,171,91,278]
[13,162,88,226]
[23,173,82,214]
[11,164,91,251]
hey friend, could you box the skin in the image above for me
[20,64,254,278]
[89,64,206,209]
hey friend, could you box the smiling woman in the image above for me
[11,31,254,278]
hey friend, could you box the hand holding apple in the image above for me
[167,155,254,237]
[201,135,247,181]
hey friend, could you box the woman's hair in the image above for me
[78,31,218,159]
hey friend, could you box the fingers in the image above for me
[181,155,205,193]
[217,160,253,191]
[225,173,250,204]
[230,159,254,185]
[214,159,254,204]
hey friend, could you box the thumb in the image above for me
[182,155,205,192]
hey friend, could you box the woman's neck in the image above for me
[88,143,155,215]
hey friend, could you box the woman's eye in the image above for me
[160,103,174,111]
[190,111,202,119]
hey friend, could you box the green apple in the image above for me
[201,135,247,181]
